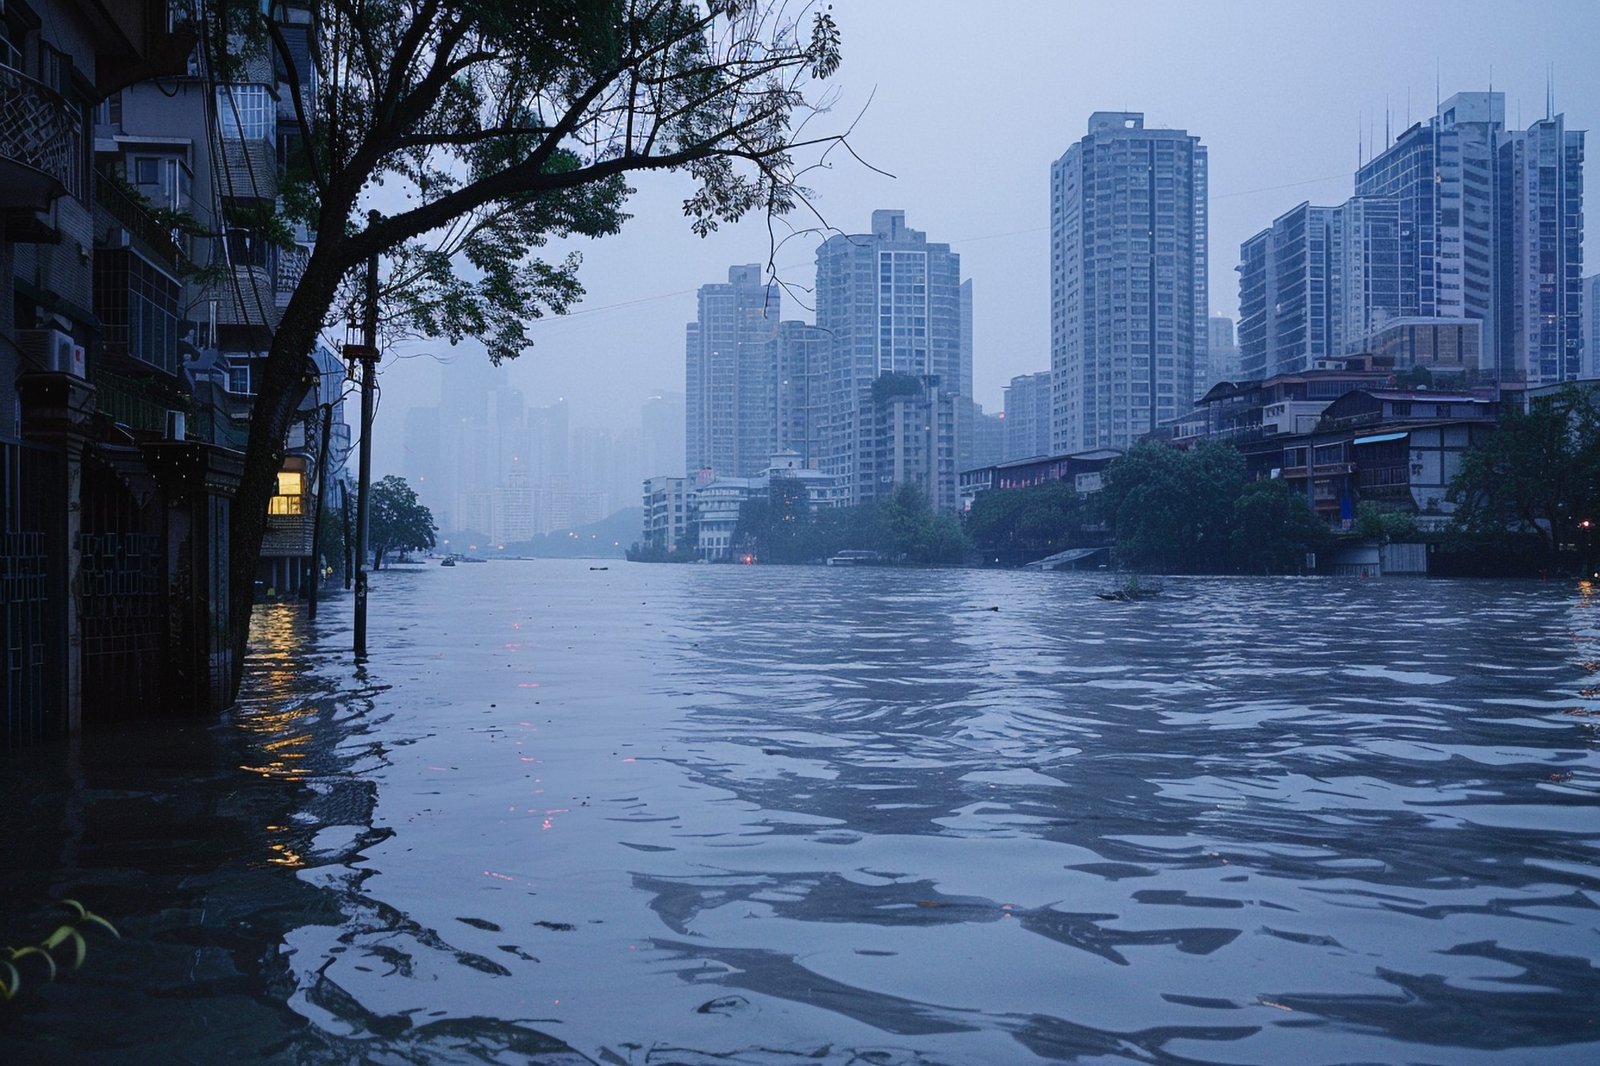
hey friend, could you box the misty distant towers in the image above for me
[1002,371,1052,461]
[685,265,780,479]
[1050,112,1208,453]
[641,390,685,478]
[777,321,827,464]
[1204,314,1240,391]
[815,210,966,509]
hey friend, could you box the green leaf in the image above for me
[66,929,87,971]
[11,944,56,981]
[1,959,18,999]
[79,912,121,939]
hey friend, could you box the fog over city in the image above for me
[370,0,1600,515]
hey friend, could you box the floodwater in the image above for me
[3,561,1599,1064]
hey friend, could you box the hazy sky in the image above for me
[370,0,1600,477]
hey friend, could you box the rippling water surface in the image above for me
[4,561,1599,1064]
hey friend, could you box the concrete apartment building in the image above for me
[1002,370,1052,461]
[815,210,967,510]
[1236,197,1403,379]
[1051,112,1208,453]
[685,264,779,479]
[1587,273,1599,376]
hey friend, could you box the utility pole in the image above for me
[348,233,380,656]
[307,401,332,621]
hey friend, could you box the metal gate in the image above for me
[1,438,57,748]
[78,448,165,723]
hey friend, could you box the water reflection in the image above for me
[4,565,1598,1064]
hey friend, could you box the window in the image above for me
[216,84,276,140]
[134,157,160,184]
[227,359,255,395]
[269,471,304,515]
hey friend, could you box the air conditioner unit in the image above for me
[15,328,86,377]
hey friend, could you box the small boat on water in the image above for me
[827,550,882,567]
[440,556,456,567]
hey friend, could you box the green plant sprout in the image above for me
[1,900,119,1000]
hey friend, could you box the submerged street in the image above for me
[4,561,1599,1063]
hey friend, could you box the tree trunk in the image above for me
[226,238,350,702]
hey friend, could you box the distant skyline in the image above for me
[369,0,1600,480]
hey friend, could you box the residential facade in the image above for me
[2,0,263,745]
[815,210,965,509]
[1051,112,1207,453]
[1587,273,1599,376]
[685,264,779,479]
[1002,370,1052,461]
[1237,197,1402,378]
[1352,91,1585,383]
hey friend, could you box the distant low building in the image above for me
[1274,388,1500,527]
[1365,317,1481,375]
[642,475,692,555]
[958,449,1121,511]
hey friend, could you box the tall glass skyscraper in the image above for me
[1355,91,1585,382]
[1051,112,1208,453]
[1237,196,1402,378]
[1499,114,1585,383]
[815,211,965,508]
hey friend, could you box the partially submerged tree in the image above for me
[206,1,847,693]
[1448,386,1600,561]
[368,476,437,569]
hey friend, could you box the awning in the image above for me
[1353,431,1410,445]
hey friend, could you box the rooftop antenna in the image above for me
[1358,110,1363,167]
[1547,64,1554,120]
[1385,94,1391,145]
[1435,60,1441,113]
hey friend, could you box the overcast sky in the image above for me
[369,0,1600,477]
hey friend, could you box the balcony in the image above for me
[209,265,282,332]
[94,174,181,268]
[0,60,80,212]
[218,136,278,202]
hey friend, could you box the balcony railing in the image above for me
[94,174,182,267]
[0,59,81,209]
[209,265,282,330]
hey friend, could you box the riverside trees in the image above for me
[968,441,1329,574]
[209,1,846,695]
[368,476,437,569]
[1447,385,1600,566]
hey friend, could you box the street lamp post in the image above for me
[345,243,380,657]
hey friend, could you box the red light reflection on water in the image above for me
[517,682,540,688]
[484,870,514,881]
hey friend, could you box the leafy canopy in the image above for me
[369,475,438,567]
[1447,385,1600,559]
[211,0,847,364]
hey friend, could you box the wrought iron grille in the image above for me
[1,439,57,748]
